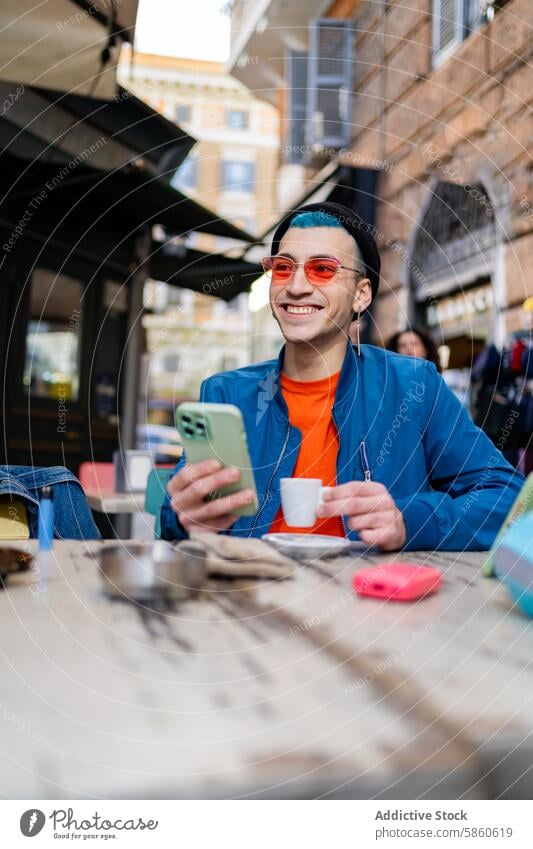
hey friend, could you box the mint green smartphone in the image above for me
[175,402,259,517]
[482,472,533,576]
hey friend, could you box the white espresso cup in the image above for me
[279,478,330,528]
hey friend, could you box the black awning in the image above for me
[148,242,263,302]
[0,154,255,246]
[256,164,378,245]
[327,166,378,227]
[37,86,195,173]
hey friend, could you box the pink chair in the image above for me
[78,462,115,493]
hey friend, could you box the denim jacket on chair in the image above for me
[0,466,101,540]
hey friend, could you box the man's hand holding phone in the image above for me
[167,458,255,534]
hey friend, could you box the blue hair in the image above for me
[288,210,364,267]
[289,211,344,229]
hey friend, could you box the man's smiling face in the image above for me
[270,225,368,348]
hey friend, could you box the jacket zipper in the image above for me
[360,441,372,481]
[248,420,291,537]
[332,414,372,538]
[331,410,348,539]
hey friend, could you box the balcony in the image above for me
[228,0,332,103]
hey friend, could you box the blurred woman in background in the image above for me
[387,327,442,372]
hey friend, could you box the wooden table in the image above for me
[0,541,532,800]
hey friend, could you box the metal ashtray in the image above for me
[99,541,207,602]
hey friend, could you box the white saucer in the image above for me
[262,533,367,559]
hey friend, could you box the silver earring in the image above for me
[355,309,361,356]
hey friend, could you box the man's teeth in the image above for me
[285,305,319,314]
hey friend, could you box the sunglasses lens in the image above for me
[262,257,340,284]
[267,257,294,282]
[305,259,338,284]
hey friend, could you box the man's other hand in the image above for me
[317,481,406,550]
[167,459,254,534]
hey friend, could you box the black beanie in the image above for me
[270,201,380,301]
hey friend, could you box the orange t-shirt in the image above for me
[269,370,344,537]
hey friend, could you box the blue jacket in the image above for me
[161,344,524,550]
[0,465,100,540]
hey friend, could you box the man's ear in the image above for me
[352,277,372,314]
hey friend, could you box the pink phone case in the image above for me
[352,562,442,601]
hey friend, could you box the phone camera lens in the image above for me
[182,415,192,423]
[184,426,194,437]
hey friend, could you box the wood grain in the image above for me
[0,541,531,799]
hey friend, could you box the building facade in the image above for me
[229,0,532,370]
[347,0,532,368]
[117,50,280,404]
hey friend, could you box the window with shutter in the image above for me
[175,104,191,123]
[227,109,249,130]
[440,0,460,50]
[284,50,308,163]
[171,155,197,191]
[306,19,353,151]
[220,161,255,192]
[433,0,474,65]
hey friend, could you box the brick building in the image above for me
[346,0,532,366]
[230,0,532,369]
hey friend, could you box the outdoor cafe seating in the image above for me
[0,458,532,801]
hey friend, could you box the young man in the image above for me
[161,202,523,551]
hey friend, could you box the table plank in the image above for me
[0,541,531,799]
[253,550,533,797]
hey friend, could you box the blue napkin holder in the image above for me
[493,512,533,617]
